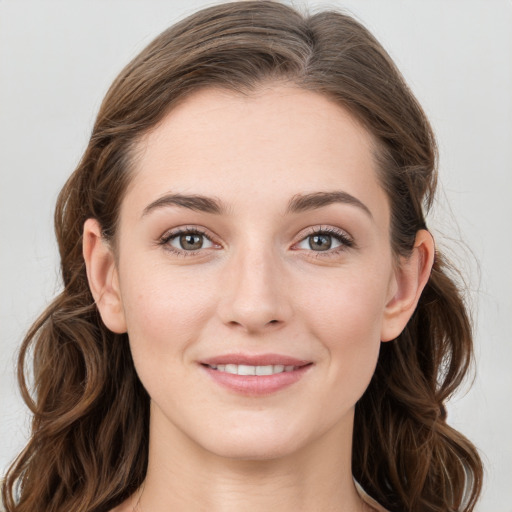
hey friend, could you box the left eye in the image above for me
[168,232,214,251]
[296,232,346,252]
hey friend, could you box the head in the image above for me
[4,2,482,512]
[83,82,435,464]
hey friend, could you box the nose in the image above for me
[217,246,292,334]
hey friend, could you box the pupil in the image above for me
[309,234,331,251]
[180,233,203,250]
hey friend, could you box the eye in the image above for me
[161,229,215,253]
[302,233,338,251]
[295,228,353,253]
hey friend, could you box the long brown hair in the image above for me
[2,2,483,511]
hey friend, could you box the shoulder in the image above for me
[355,480,390,512]
[108,492,142,512]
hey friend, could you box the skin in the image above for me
[84,85,434,511]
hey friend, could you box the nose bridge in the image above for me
[219,237,291,332]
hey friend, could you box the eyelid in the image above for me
[158,225,221,255]
[292,225,355,253]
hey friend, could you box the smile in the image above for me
[200,355,313,396]
[206,364,298,375]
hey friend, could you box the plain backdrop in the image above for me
[1,1,511,510]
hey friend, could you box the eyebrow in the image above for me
[141,190,372,218]
[286,191,373,218]
[142,194,224,217]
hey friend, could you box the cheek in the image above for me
[298,267,390,393]
[300,264,390,341]
[118,260,216,361]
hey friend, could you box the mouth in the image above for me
[199,354,313,396]
[203,363,309,375]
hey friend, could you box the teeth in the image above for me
[255,365,273,376]
[209,364,296,375]
[225,364,237,374]
[238,364,255,375]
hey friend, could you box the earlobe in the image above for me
[381,230,435,342]
[83,218,127,334]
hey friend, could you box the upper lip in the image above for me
[200,353,312,367]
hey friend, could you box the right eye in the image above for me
[159,228,217,256]
[168,232,214,251]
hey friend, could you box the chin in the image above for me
[195,421,314,462]
[205,439,300,462]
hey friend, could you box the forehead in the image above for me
[124,85,388,221]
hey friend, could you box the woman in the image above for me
[1,2,483,511]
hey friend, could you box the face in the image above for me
[106,86,403,461]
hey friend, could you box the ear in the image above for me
[83,218,127,334]
[381,230,435,342]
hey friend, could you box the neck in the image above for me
[133,402,364,512]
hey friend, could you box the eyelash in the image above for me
[158,226,216,257]
[294,226,354,257]
[158,226,354,257]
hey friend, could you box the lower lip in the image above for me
[201,364,312,396]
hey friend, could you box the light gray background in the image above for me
[1,1,511,510]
